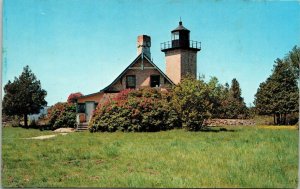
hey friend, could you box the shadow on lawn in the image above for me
[201,127,236,132]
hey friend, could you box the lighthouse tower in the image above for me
[161,21,201,84]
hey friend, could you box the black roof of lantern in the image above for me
[172,21,190,32]
[161,20,201,52]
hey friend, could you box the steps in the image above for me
[76,123,89,132]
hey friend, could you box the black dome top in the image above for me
[172,21,190,32]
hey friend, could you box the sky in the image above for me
[2,0,300,106]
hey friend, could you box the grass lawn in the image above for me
[2,126,298,188]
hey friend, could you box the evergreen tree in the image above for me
[254,46,299,124]
[225,78,248,118]
[3,66,47,127]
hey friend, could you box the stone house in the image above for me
[76,21,201,125]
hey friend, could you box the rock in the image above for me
[205,119,255,126]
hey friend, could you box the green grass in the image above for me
[2,126,298,188]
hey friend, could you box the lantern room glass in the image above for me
[172,32,179,40]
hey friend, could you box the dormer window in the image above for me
[126,75,136,89]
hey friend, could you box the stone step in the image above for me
[76,123,89,131]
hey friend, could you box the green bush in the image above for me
[171,77,212,131]
[46,102,76,130]
[89,88,180,132]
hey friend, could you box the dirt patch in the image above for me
[53,128,75,133]
[26,134,57,140]
[25,133,69,140]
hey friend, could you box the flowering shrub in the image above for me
[46,102,76,130]
[89,88,180,132]
[67,92,83,103]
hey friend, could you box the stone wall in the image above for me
[204,119,256,126]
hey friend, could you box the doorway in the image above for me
[85,102,95,122]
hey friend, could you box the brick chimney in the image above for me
[137,35,151,58]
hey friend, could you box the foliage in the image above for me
[171,77,211,131]
[225,78,248,118]
[2,65,47,127]
[254,46,299,125]
[67,92,83,103]
[89,88,180,132]
[2,126,298,188]
[207,77,249,119]
[46,102,77,130]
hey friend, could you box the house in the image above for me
[76,21,201,125]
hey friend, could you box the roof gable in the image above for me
[102,53,174,92]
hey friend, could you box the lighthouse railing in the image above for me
[160,40,201,51]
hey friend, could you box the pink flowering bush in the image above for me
[46,102,76,130]
[89,88,180,132]
[67,92,83,103]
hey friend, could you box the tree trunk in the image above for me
[273,114,276,125]
[284,113,287,125]
[276,113,280,125]
[24,114,28,128]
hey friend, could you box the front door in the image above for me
[85,102,95,122]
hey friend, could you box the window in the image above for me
[172,32,179,40]
[150,75,160,87]
[126,75,136,89]
[77,103,85,113]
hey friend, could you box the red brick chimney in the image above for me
[137,35,151,58]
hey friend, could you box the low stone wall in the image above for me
[204,119,256,126]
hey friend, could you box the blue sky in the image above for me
[3,0,300,106]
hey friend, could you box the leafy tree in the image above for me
[207,77,248,119]
[254,46,299,125]
[207,77,227,118]
[171,77,211,131]
[3,66,47,127]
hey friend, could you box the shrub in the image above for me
[171,77,212,131]
[67,92,83,103]
[89,88,180,132]
[11,116,21,127]
[46,102,76,130]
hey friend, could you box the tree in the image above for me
[3,65,47,127]
[254,46,299,125]
[207,77,248,119]
[207,77,227,118]
[171,77,211,131]
[225,78,248,118]
[67,92,83,103]
[285,46,300,79]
